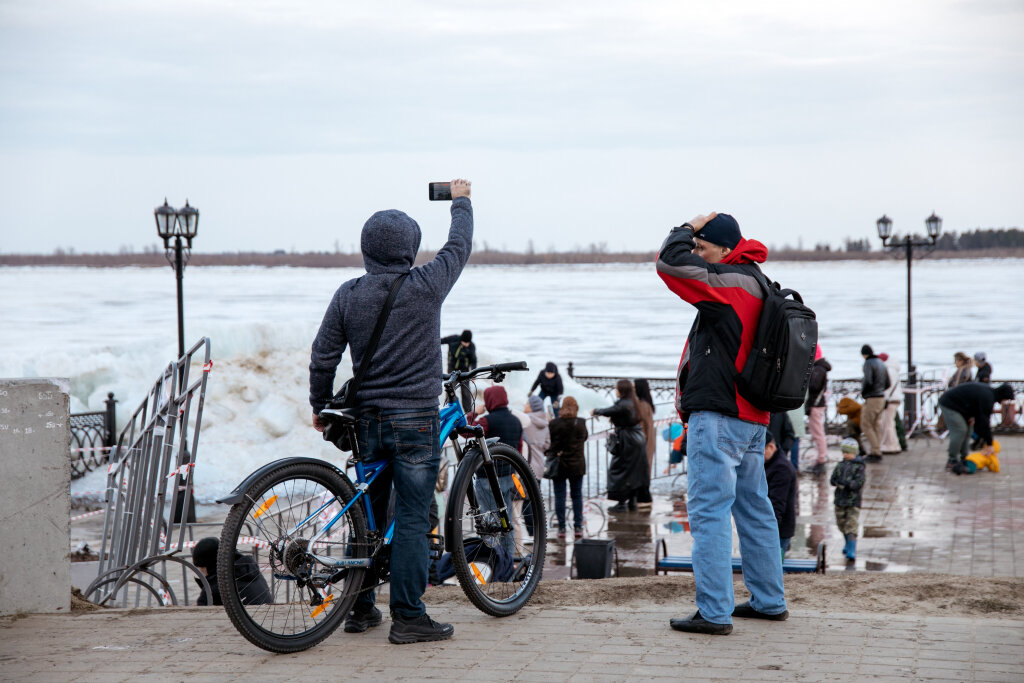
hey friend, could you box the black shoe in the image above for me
[344,606,382,633]
[388,612,454,644]
[627,500,638,511]
[809,463,826,476]
[865,454,883,463]
[732,601,789,621]
[608,502,628,512]
[669,610,732,635]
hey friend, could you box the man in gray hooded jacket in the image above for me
[309,179,472,644]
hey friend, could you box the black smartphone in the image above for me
[428,182,452,201]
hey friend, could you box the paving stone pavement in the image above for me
[584,434,1024,578]
[2,603,1023,682]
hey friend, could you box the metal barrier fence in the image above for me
[69,392,117,479]
[85,338,213,608]
[567,364,1024,435]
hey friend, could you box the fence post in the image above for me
[104,392,117,449]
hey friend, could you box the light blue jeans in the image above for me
[686,411,787,624]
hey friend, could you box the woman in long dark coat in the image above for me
[546,396,588,539]
[592,379,648,512]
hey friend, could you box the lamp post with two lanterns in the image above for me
[875,212,942,431]
[154,199,199,361]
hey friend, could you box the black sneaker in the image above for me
[344,606,382,633]
[388,612,454,644]
[732,601,789,621]
[669,610,732,635]
[865,454,883,463]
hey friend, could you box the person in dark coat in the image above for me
[973,352,992,383]
[763,437,797,558]
[768,412,795,457]
[468,385,523,558]
[192,537,271,607]
[804,346,831,474]
[633,378,656,508]
[440,330,477,411]
[831,439,866,560]
[546,396,588,539]
[938,382,1015,471]
[592,379,648,512]
[530,362,564,417]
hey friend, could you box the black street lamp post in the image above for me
[155,198,200,360]
[876,212,942,431]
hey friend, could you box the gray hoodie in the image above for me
[309,197,473,411]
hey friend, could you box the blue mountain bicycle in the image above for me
[216,362,546,653]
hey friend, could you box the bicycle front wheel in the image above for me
[449,443,546,616]
[218,460,368,653]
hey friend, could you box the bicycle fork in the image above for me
[471,434,514,533]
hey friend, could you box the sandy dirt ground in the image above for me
[423,573,1024,618]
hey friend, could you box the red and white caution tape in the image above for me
[70,509,105,522]
[166,462,195,480]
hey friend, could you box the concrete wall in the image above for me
[0,378,71,615]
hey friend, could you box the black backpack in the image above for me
[736,269,818,412]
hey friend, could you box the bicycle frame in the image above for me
[301,392,503,568]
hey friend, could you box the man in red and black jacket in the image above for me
[657,212,788,636]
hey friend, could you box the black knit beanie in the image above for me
[994,383,1015,403]
[192,537,219,574]
[460,330,472,343]
[861,345,874,357]
[694,213,742,249]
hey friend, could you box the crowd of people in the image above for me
[304,184,1016,642]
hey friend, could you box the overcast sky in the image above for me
[1,0,1021,254]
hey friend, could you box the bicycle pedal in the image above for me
[426,533,444,561]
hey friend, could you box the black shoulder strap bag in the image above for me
[335,273,408,409]
[324,273,408,451]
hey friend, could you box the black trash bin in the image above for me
[573,538,615,579]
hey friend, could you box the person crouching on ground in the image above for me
[763,437,797,560]
[592,379,648,512]
[309,178,473,644]
[937,382,1015,472]
[831,438,865,562]
[191,537,271,607]
[656,211,787,635]
[530,362,564,417]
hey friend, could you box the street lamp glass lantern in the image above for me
[925,212,942,239]
[154,199,177,239]
[177,200,199,239]
[876,214,893,240]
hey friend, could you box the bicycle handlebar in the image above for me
[443,361,529,387]
[492,361,528,373]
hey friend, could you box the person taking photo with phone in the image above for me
[309,179,472,644]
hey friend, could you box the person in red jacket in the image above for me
[657,211,788,636]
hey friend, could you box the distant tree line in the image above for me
[2,228,1020,267]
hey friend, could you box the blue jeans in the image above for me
[353,408,441,619]
[686,411,787,624]
[538,389,560,418]
[788,440,799,470]
[552,475,584,531]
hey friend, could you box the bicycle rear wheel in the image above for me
[218,461,368,653]
[449,443,546,616]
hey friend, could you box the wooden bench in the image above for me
[654,539,826,574]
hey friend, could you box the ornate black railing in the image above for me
[566,363,1024,435]
[69,392,117,479]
